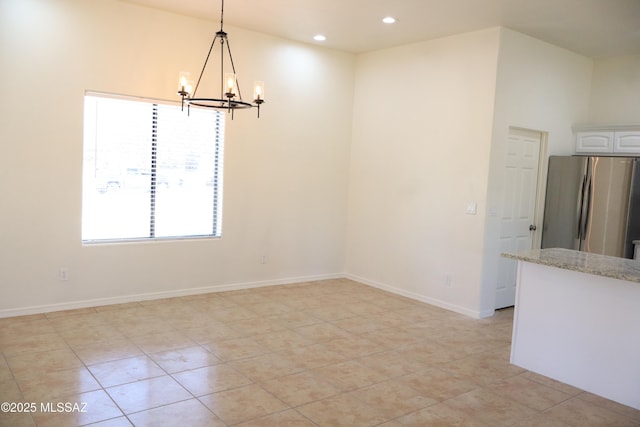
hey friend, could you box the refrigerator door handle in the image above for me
[582,177,593,241]
[577,174,587,240]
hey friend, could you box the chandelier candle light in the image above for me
[178,0,265,118]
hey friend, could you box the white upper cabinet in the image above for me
[614,132,640,154]
[575,126,640,154]
[576,132,614,153]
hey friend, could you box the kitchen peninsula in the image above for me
[503,248,640,410]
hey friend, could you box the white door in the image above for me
[495,128,543,309]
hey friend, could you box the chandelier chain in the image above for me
[219,0,225,32]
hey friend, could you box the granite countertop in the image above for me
[502,248,640,283]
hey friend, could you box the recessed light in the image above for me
[313,34,326,41]
[382,16,396,24]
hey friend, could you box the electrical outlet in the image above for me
[260,255,268,264]
[58,267,69,281]
[444,274,452,287]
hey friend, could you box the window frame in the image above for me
[81,91,225,244]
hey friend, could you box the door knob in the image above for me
[529,224,537,231]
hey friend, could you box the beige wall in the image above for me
[1,0,632,318]
[481,29,593,314]
[345,28,593,318]
[588,54,640,123]
[345,28,501,317]
[0,0,354,315]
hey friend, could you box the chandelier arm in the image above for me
[224,37,243,101]
[193,33,220,97]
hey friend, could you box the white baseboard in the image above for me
[1,272,493,319]
[344,273,493,319]
[0,273,343,318]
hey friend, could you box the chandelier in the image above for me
[178,0,264,118]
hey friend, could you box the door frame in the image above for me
[494,126,549,310]
[531,130,549,250]
[511,126,549,250]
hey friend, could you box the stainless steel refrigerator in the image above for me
[541,156,640,259]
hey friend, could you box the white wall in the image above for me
[344,27,594,318]
[480,29,593,314]
[345,28,501,318]
[0,0,354,315]
[588,54,640,123]
[0,1,624,319]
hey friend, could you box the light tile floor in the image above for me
[1,278,639,426]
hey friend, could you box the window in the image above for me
[81,92,224,242]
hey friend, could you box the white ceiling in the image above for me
[124,0,640,57]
